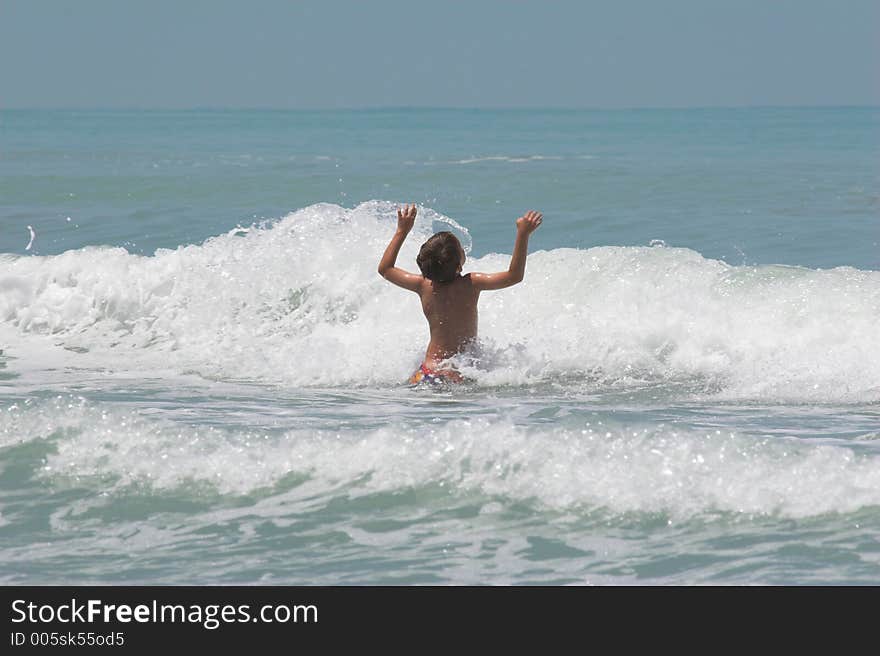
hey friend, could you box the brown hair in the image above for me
[416,231,464,283]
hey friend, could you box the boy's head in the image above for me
[416,231,465,283]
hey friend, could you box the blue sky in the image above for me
[2,0,877,108]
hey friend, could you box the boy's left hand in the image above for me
[397,204,417,233]
[516,210,543,234]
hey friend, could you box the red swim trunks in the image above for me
[408,364,462,385]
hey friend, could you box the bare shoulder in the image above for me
[467,271,497,291]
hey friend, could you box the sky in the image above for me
[1,0,878,109]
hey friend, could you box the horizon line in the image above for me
[3,103,878,112]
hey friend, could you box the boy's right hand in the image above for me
[516,210,543,234]
[397,204,417,233]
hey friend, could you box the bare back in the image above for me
[418,274,479,368]
[378,205,542,380]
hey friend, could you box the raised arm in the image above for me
[471,210,542,291]
[377,204,423,292]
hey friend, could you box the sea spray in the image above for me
[0,201,878,401]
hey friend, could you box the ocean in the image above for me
[1,107,878,584]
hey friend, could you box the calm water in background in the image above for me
[0,108,878,584]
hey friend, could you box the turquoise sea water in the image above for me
[1,108,878,584]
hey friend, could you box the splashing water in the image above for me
[1,201,877,402]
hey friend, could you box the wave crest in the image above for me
[1,201,878,401]
[5,397,880,519]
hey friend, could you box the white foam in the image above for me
[449,155,564,165]
[6,397,880,519]
[0,201,878,401]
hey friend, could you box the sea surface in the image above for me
[1,107,878,584]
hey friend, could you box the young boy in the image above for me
[378,204,543,383]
